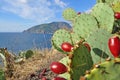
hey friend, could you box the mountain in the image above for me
[23,22,71,33]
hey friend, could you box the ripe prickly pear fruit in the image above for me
[108,36,120,57]
[50,62,67,74]
[114,12,120,19]
[77,12,81,15]
[61,42,73,52]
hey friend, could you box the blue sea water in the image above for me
[0,32,53,54]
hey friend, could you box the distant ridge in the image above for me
[23,22,71,34]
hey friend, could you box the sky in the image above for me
[0,0,96,32]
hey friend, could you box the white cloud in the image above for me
[85,9,92,14]
[54,0,67,8]
[1,0,68,23]
[19,0,27,3]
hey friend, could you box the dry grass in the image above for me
[9,48,66,80]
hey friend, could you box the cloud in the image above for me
[85,9,92,14]
[19,0,27,3]
[1,0,68,23]
[54,0,67,8]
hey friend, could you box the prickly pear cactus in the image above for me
[80,58,120,80]
[58,43,93,80]
[52,15,94,78]
[51,0,120,80]
[0,48,14,79]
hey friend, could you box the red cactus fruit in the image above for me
[114,12,120,19]
[77,12,81,15]
[61,42,73,52]
[50,62,67,74]
[108,36,120,57]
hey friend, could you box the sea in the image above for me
[0,32,53,54]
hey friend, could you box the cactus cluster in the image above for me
[50,0,120,80]
[18,50,34,59]
[0,48,34,80]
[15,49,34,63]
[0,48,14,80]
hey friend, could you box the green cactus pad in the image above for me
[91,3,114,32]
[58,72,71,80]
[87,29,113,64]
[25,50,34,59]
[97,0,120,4]
[112,0,120,3]
[97,0,105,3]
[71,32,82,44]
[73,13,98,38]
[105,0,120,4]
[83,58,120,80]
[62,8,77,21]
[71,44,93,80]
[97,0,114,4]
[112,2,120,12]
[52,29,72,53]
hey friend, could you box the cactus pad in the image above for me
[62,8,77,21]
[82,58,120,80]
[25,50,34,59]
[97,0,120,4]
[112,2,120,12]
[52,29,73,53]
[71,44,93,80]
[106,0,120,4]
[73,13,98,38]
[91,3,114,32]
[87,29,113,64]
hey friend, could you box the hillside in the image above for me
[23,22,71,33]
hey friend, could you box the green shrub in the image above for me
[25,50,34,59]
